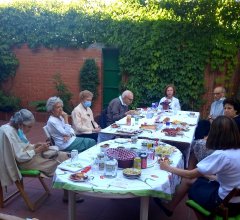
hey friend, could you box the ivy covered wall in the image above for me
[0,0,239,114]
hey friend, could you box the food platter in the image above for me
[69,172,88,182]
[155,145,176,156]
[123,168,141,179]
[140,124,157,130]
[116,128,142,135]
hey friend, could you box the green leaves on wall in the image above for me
[0,0,239,110]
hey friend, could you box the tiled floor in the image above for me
[0,120,197,220]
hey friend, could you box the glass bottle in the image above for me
[104,157,118,178]
[97,152,105,171]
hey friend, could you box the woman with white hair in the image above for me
[71,90,101,142]
[0,109,68,177]
[46,96,96,152]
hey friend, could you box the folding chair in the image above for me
[0,169,50,211]
[186,188,240,220]
[0,127,50,211]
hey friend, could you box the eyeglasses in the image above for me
[213,92,221,95]
[127,97,133,101]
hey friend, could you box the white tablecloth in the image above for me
[99,110,199,167]
[53,138,183,200]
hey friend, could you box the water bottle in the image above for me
[151,103,156,110]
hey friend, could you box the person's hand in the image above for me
[34,143,49,154]
[34,143,42,148]
[63,135,70,142]
[208,115,214,123]
[61,111,69,123]
[93,127,101,133]
[125,110,136,115]
[159,159,171,172]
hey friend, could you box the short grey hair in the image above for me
[10,109,35,126]
[46,96,63,112]
[122,90,133,98]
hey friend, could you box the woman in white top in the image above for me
[160,116,240,216]
[46,97,96,152]
[158,84,181,111]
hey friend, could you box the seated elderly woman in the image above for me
[0,109,68,177]
[46,96,96,152]
[71,90,101,142]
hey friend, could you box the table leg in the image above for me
[68,191,76,220]
[140,196,149,220]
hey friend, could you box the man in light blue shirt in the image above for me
[208,86,226,121]
[195,86,225,139]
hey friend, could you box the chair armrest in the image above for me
[20,169,41,176]
[186,200,211,216]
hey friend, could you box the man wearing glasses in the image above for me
[195,86,226,139]
[208,86,226,121]
[106,90,135,126]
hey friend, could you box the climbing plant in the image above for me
[0,0,239,110]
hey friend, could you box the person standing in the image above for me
[71,90,101,142]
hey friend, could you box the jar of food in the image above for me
[133,157,141,169]
[104,157,118,178]
[126,115,132,126]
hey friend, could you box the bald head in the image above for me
[122,90,134,106]
[213,86,226,101]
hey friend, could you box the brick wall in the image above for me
[2,44,103,120]
[1,45,239,121]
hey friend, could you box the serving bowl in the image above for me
[106,148,137,169]
[100,143,110,153]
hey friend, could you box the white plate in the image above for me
[114,138,129,144]
[69,173,88,182]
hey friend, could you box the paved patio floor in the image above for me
[0,120,197,220]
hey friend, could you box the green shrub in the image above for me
[79,59,99,100]
[29,100,47,112]
[0,91,20,112]
[53,73,73,114]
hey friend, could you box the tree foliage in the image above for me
[79,59,99,99]
[0,0,239,110]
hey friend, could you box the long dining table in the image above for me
[99,110,200,167]
[53,138,184,220]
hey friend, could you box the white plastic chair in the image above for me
[43,125,54,145]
